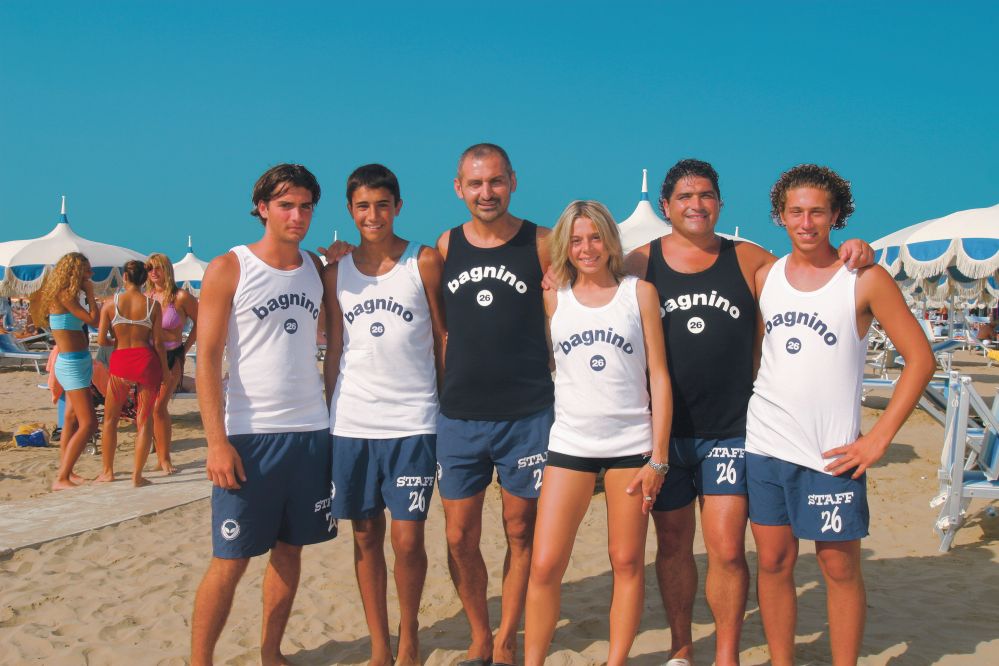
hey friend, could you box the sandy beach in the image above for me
[1,351,998,665]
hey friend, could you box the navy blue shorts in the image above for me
[330,434,437,521]
[746,452,869,542]
[211,429,337,559]
[654,436,748,512]
[436,407,554,500]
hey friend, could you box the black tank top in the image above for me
[645,237,755,438]
[441,221,554,420]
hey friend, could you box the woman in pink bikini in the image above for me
[145,252,199,474]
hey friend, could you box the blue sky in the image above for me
[2,1,997,261]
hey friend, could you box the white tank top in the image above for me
[548,275,652,458]
[330,243,438,438]
[745,256,868,473]
[224,245,328,435]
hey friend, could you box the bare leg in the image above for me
[751,522,798,666]
[52,387,97,490]
[392,518,428,666]
[652,502,697,663]
[494,488,538,665]
[603,469,650,666]
[524,467,595,666]
[353,515,393,666]
[131,383,158,487]
[442,490,492,662]
[95,377,127,483]
[816,540,865,666]
[191,556,250,666]
[152,360,181,474]
[260,541,302,666]
[60,399,84,484]
[700,494,750,666]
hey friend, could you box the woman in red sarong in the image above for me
[94,260,168,487]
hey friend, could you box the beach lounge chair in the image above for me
[931,373,999,552]
[0,333,49,373]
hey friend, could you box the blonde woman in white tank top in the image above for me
[524,201,672,666]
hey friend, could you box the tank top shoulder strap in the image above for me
[401,241,425,288]
[645,238,664,281]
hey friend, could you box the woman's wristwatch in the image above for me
[647,459,670,476]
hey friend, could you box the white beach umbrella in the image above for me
[870,219,935,276]
[615,170,759,255]
[171,236,210,295]
[900,203,999,279]
[0,197,147,297]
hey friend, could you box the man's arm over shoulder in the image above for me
[734,241,777,301]
[196,252,246,489]
[535,225,553,273]
[417,246,448,393]
[624,243,652,279]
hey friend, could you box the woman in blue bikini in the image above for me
[39,252,101,490]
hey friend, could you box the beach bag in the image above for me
[13,423,49,448]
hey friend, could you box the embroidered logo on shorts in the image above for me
[330,481,336,500]
[284,318,299,334]
[436,462,443,480]
[370,322,385,337]
[786,337,802,354]
[476,290,494,307]
[220,519,240,541]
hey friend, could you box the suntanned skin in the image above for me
[623,175,874,666]
[433,151,551,666]
[322,184,446,666]
[190,184,324,666]
[94,274,168,486]
[49,263,101,491]
[147,262,198,475]
[750,185,933,666]
[524,214,672,666]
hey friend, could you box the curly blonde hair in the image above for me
[37,252,90,326]
[145,253,179,303]
[549,200,626,288]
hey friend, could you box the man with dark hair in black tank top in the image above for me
[434,143,554,666]
[624,159,874,666]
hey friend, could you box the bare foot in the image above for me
[93,472,115,483]
[70,473,85,484]
[261,653,291,666]
[132,476,153,488]
[159,463,177,475]
[51,478,80,491]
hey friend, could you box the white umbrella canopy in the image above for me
[870,218,934,276]
[900,203,999,279]
[171,236,209,295]
[616,169,760,255]
[0,197,147,297]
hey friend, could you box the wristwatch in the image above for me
[647,459,669,476]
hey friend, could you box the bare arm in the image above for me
[542,287,557,373]
[177,289,199,353]
[96,301,114,347]
[823,266,934,477]
[623,243,651,279]
[836,238,875,271]
[196,252,245,489]
[321,263,344,409]
[150,301,169,380]
[626,279,672,515]
[751,262,776,378]
[435,229,451,262]
[417,246,448,395]
[60,281,100,327]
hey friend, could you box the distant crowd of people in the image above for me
[182,149,935,666]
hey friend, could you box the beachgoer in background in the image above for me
[323,164,446,666]
[190,164,335,666]
[94,260,168,487]
[624,159,874,666]
[524,201,671,665]
[435,143,554,666]
[746,164,933,664]
[146,252,199,474]
[36,252,101,491]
